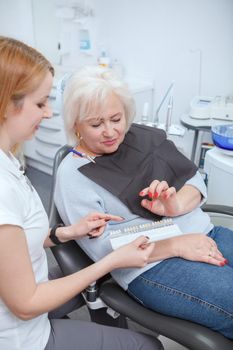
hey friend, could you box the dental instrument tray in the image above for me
[109,219,183,249]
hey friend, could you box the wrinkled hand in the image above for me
[68,212,123,240]
[139,180,180,216]
[111,236,155,269]
[172,233,227,266]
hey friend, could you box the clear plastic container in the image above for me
[98,50,110,68]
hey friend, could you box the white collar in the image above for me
[0,149,24,179]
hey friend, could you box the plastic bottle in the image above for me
[141,102,149,125]
[79,29,91,52]
[98,50,110,68]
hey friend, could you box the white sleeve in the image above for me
[54,154,110,222]
[185,171,207,206]
[0,180,24,227]
[55,167,115,262]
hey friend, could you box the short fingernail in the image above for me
[224,259,229,264]
[139,191,144,196]
[220,261,226,266]
[154,192,159,198]
[148,192,153,198]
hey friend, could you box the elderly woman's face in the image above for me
[75,93,127,156]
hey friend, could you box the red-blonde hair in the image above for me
[0,36,54,125]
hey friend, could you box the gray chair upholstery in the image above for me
[49,145,233,350]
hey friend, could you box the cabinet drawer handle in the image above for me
[35,136,61,147]
[39,124,61,132]
[36,150,54,160]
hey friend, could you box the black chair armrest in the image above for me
[51,240,93,275]
[99,280,233,350]
[202,204,233,216]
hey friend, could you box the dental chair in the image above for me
[49,145,233,350]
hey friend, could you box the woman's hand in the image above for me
[139,180,201,217]
[171,233,227,266]
[110,236,155,269]
[58,212,123,242]
[139,180,180,216]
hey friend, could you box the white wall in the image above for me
[0,0,34,45]
[0,0,233,157]
[1,0,232,121]
[31,0,60,64]
[94,0,233,124]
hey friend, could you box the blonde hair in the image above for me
[0,36,54,126]
[63,66,135,145]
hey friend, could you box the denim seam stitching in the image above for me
[127,289,147,307]
[138,275,233,319]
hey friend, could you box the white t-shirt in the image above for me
[0,150,50,350]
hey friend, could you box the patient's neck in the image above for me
[76,143,98,157]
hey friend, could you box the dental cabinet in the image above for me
[204,147,233,208]
[23,79,154,175]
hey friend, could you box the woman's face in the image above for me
[4,71,53,145]
[76,93,127,155]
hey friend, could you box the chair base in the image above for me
[89,308,128,328]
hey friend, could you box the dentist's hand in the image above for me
[110,236,155,269]
[57,212,123,242]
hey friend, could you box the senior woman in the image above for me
[54,66,233,339]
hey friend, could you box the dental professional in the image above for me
[55,65,233,339]
[0,36,163,350]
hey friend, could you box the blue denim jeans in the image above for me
[128,226,233,339]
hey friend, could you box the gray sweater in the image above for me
[54,153,212,290]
